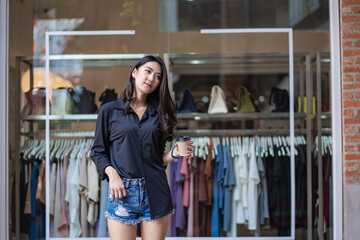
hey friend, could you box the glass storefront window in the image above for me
[8,0,332,239]
[159,0,329,31]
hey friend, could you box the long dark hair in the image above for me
[122,55,177,141]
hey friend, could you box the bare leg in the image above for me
[107,218,137,240]
[140,214,171,240]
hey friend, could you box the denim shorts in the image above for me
[104,178,152,225]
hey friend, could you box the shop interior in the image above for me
[9,0,332,239]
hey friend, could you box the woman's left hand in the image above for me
[173,141,194,157]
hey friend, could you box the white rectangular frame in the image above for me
[0,2,341,240]
[43,22,344,240]
[329,1,343,239]
[199,28,295,240]
[45,30,136,240]
[0,0,9,240]
[45,29,294,240]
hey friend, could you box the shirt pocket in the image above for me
[109,121,137,142]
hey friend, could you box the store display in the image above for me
[51,88,75,115]
[235,86,257,113]
[269,87,289,112]
[73,86,98,114]
[16,138,100,238]
[226,98,238,113]
[25,88,46,115]
[168,135,326,237]
[194,101,208,113]
[208,85,228,114]
[99,88,118,107]
[178,88,196,113]
[16,51,331,239]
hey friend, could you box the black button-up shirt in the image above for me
[90,97,173,219]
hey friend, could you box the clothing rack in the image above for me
[20,131,95,138]
[176,129,307,137]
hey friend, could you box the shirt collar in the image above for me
[114,96,157,116]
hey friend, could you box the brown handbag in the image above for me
[25,88,46,115]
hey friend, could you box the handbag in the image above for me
[178,88,196,113]
[226,98,238,113]
[269,87,289,112]
[195,101,208,113]
[99,88,118,106]
[73,86,98,114]
[208,85,228,114]
[25,87,46,115]
[236,86,257,113]
[51,87,75,115]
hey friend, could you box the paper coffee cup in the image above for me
[176,136,190,156]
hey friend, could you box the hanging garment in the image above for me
[193,157,200,237]
[49,161,57,235]
[237,150,248,224]
[87,157,100,234]
[223,146,236,233]
[211,144,222,237]
[174,157,186,229]
[65,146,82,237]
[11,155,30,234]
[58,145,72,237]
[230,154,240,237]
[53,158,62,237]
[169,158,178,237]
[295,144,307,228]
[29,161,45,240]
[24,164,32,215]
[257,147,269,226]
[79,145,92,237]
[204,144,213,206]
[197,157,208,236]
[247,140,260,230]
[170,157,186,237]
[181,156,190,208]
[97,180,109,237]
[35,159,46,205]
[187,162,195,237]
[217,145,225,212]
[203,144,214,237]
[193,156,208,237]
[266,146,291,231]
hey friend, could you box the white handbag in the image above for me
[208,85,228,114]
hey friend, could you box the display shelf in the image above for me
[17,53,159,68]
[21,112,304,122]
[176,128,307,137]
[20,131,95,138]
[21,114,98,121]
[177,112,307,121]
[21,112,331,122]
[320,112,332,119]
[165,52,309,74]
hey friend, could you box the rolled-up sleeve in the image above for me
[91,105,112,180]
[160,139,166,155]
[160,139,168,169]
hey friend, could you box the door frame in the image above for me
[0,0,10,240]
[0,1,343,240]
[329,0,343,239]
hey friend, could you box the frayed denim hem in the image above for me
[143,208,175,222]
[105,211,140,225]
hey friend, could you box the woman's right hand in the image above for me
[105,166,127,202]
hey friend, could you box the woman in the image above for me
[91,55,193,240]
